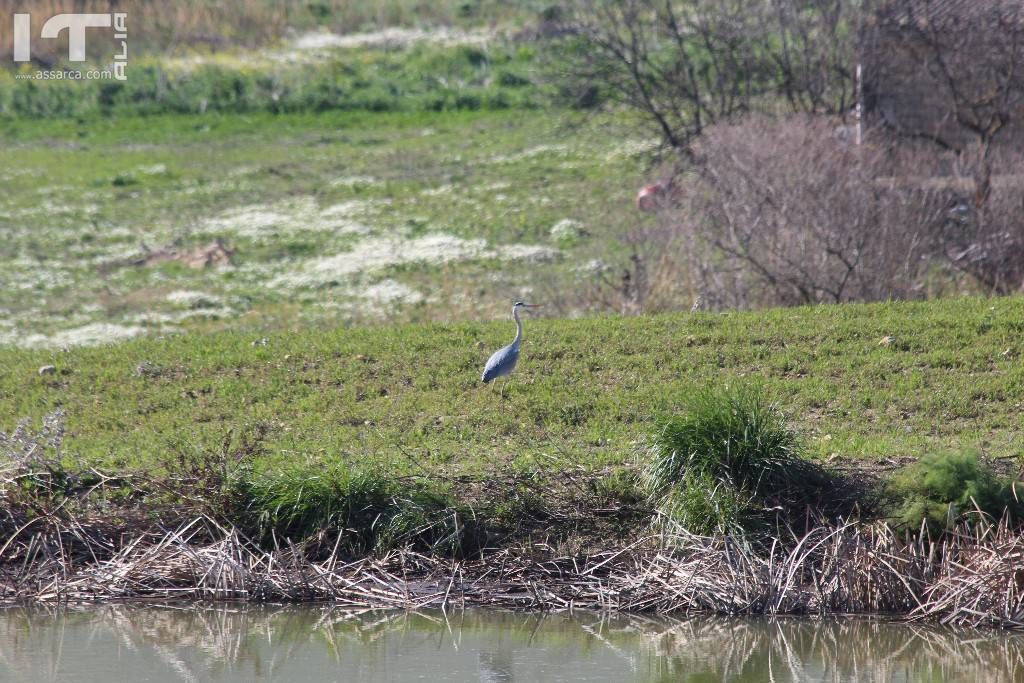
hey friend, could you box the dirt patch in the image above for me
[108,239,235,271]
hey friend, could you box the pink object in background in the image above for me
[635,180,671,211]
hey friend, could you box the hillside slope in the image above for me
[3,296,1022,483]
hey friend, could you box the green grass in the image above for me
[2,297,1024,494]
[230,463,471,553]
[2,32,1023,538]
[0,42,549,119]
[887,451,1024,532]
[640,385,803,534]
[0,106,652,347]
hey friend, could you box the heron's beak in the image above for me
[524,303,543,308]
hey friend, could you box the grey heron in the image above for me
[481,301,541,393]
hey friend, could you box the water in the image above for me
[0,606,1021,682]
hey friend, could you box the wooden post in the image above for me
[855,62,863,146]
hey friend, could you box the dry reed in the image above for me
[1,510,1022,628]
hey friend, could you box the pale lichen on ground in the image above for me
[0,100,640,348]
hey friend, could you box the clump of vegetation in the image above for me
[0,42,546,120]
[887,451,1023,533]
[639,385,807,535]
[229,463,476,556]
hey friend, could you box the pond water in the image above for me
[0,606,1021,682]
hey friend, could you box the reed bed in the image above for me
[1,511,1022,628]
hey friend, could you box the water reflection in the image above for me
[0,606,1021,682]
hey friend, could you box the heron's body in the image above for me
[481,302,538,385]
[482,340,520,383]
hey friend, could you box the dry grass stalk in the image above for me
[1,514,1022,628]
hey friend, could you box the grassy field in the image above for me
[3,296,1022,488]
[2,9,1022,552]
[0,107,655,348]
[0,27,659,351]
[0,41,549,118]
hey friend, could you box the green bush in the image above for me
[230,463,473,555]
[888,452,1022,532]
[640,385,803,534]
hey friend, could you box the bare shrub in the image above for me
[934,155,1024,295]
[558,1,1024,311]
[664,115,956,309]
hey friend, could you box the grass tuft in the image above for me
[887,451,1024,533]
[229,463,474,555]
[640,385,805,534]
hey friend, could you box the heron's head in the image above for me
[513,301,542,311]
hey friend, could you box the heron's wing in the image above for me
[483,343,515,373]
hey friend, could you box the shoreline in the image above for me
[3,512,1022,630]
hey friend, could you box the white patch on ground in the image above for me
[320,279,425,317]
[101,226,138,239]
[0,168,42,181]
[7,200,99,218]
[1,259,74,291]
[360,279,424,305]
[292,27,493,51]
[323,199,388,217]
[165,290,222,309]
[330,175,376,188]
[127,311,180,325]
[164,28,494,73]
[271,233,559,289]
[271,234,484,288]
[550,218,585,242]
[575,259,609,276]
[496,244,560,262]
[20,323,145,349]
[490,144,569,164]
[135,163,167,175]
[32,184,76,196]
[605,137,662,160]
[88,244,147,266]
[197,197,374,239]
[421,184,455,197]
[179,180,236,196]
[129,305,236,327]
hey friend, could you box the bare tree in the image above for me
[556,0,768,149]
[672,115,951,309]
[865,0,1024,293]
[557,0,865,150]
[867,2,1024,177]
[559,0,1024,311]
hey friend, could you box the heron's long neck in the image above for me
[512,308,523,346]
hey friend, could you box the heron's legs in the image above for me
[485,377,512,398]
